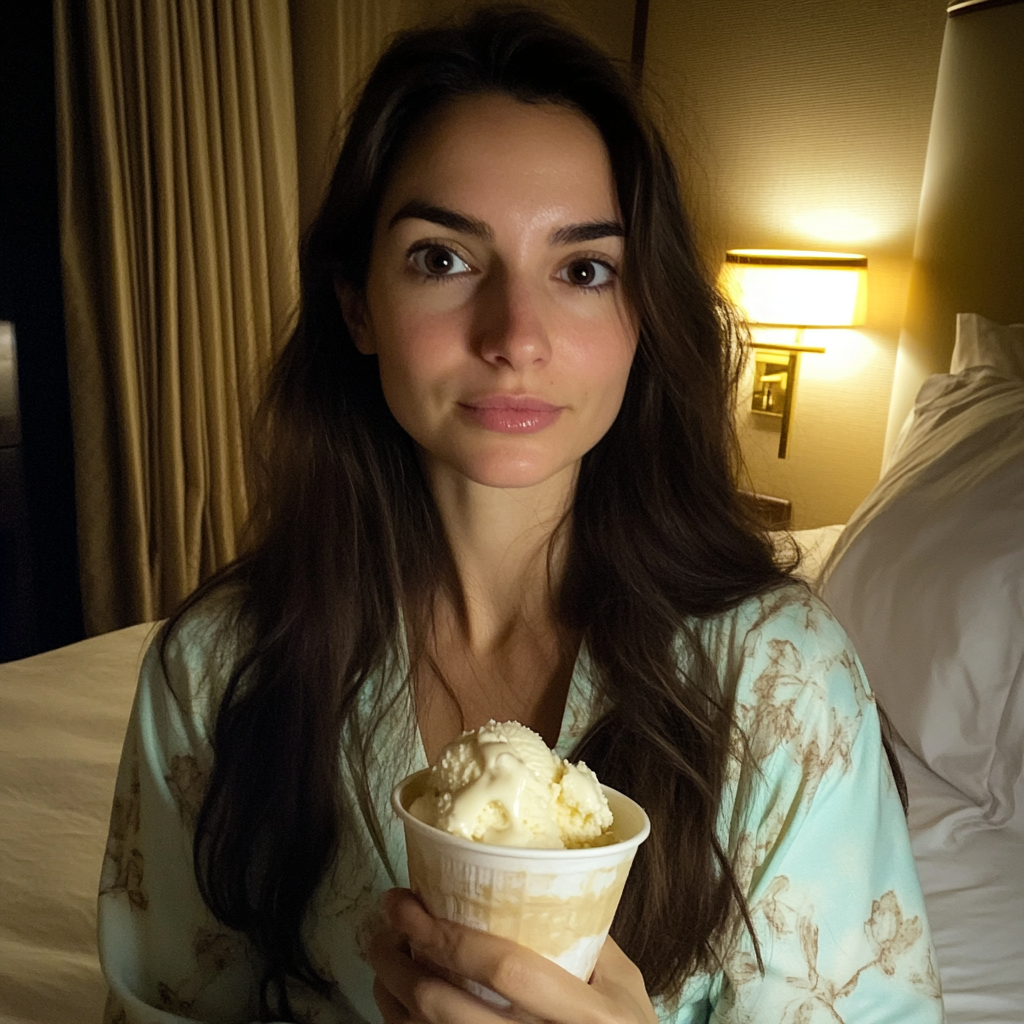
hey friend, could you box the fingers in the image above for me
[374,975,415,1024]
[382,890,618,1024]
[588,939,659,1024]
[590,936,642,989]
[370,903,498,1024]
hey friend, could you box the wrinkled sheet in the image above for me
[898,740,1024,1024]
[825,367,1024,573]
[0,624,156,1024]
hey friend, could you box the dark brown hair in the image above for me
[166,5,800,1017]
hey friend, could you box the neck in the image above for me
[425,461,575,656]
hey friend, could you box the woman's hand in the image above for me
[369,888,659,1024]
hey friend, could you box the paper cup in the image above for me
[392,768,650,1010]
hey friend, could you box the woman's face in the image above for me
[346,93,637,494]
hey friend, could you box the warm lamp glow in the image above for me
[721,249,869,461]
[721,250,868,327]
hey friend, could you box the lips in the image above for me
[458,394,563,434]
[461,395,561,412]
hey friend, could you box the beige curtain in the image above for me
[291,0,428,230]
[55,0,300,635]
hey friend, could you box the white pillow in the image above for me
[820,371,1024,827]
[882,314,1024,477]
[950,312,1024,379]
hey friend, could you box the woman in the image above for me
[98,7,942,1024]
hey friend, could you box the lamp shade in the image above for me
[721,250,868,327]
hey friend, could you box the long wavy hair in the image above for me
[165,5,804,1017]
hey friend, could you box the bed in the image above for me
[0,622,157,1024]
[816,312,1024,1024]
[1,316,1021,1024]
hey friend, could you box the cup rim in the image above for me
[392,767,651,859]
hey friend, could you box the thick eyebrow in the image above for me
[388,200,624,249]
[548,221,625,246]
[388,201,493,241]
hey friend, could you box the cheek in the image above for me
[373,308,467,409]
[563,320,636,400]
[582,342,635,441]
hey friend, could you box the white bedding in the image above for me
[810,512,1024,1022]
[0,623,156,1024]
[815,352,1024,1022]
[899,741,1024,1024]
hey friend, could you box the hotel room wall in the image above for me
[645,0,948,529]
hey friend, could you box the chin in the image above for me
[458,452,577,491]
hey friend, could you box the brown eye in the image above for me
[559,259,614,289]
[409,245,471,278]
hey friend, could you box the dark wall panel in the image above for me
[0,3,84,658]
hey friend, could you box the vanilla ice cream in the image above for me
[394,737,650,998]
[409,720,613,849]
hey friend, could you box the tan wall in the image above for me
[645,0,947,528]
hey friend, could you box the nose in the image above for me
[471,264,552,371]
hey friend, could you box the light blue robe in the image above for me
[98,586,944,1023]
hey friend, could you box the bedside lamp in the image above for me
[721,249,867,458]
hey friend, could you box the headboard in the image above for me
[884,0,1024,461]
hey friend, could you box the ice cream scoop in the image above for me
[408,720,613,849]
[393,750,650,1006]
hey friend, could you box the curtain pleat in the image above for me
[291,0,413,230]
[56,0,299,635]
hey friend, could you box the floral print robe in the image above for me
[98,586,944,1023]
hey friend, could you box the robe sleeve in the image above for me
[98,607,267,1023]
[659,589,945,1024]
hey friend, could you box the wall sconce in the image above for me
[721,249,867,458]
